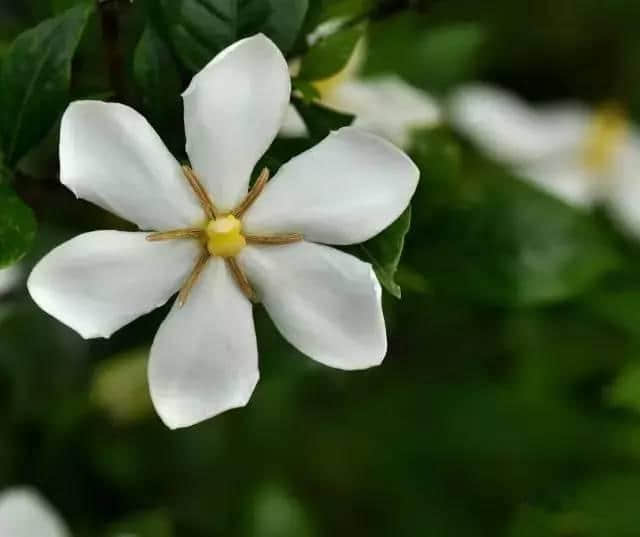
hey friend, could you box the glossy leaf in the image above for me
[299,25,363,81]
[134,25,184,154]
[264,0,309,53]
[160,0,271,72]
[357,207,412,298]
[0,4,92,167]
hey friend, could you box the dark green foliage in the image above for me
[298,25,363,80]
[0,4,92,167]
[150,0,307,72]
[354,207,411,298]
[293,98,354,140]
[134,24,184,154]
[0,185,37,267]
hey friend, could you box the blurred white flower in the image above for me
[282,39,441,148]
[28,35,419,429]
[0,264,21,296]
[449,84,640,235]
[0,488,69,537]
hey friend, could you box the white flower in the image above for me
[0,488,69,537]
[449,84,640,235]
[281,39,440,148]
[27,35,419,429]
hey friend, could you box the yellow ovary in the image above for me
[206,215,246,258]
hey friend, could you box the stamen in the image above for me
[177,252,209,307]
[245,233,303,245]
[146,228,204,242]
[232,167,270,218]
[182,165,217,220]
[226,257,256,302]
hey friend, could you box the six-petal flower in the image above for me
[27,34,419,429]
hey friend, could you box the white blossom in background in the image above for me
[0,488,69,537]
[281,38,441,149]
[28,35,419,429]
[449,84,640,236]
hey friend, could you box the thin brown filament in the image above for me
[177,252,209,307]
[232,167,270,218]
[245,233,303,245]
[226,257,256,302]
[182,165,217,220]
[146,228,204,242]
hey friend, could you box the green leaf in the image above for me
[299,25,363,81]
[134,25,184,154]
[159,0,271,72]
[302,0,373,38]
[0,4,92,167]
[264,0,309,53]
[292,98,353,140]
[0,185,37,268]
[292,78,321,101]
[357,207,412,298]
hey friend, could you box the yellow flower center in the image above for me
[583,103,629,171]
[206,215,246,258]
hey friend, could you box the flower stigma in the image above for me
[206,215,246,257]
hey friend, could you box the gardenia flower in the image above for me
[281,39,440,148]
[28,35,419,429]
[449,84,640,235]
[0,487,69,537]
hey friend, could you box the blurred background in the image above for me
[3,0,640,535]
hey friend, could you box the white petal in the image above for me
[239,242,386,369]
[0,488,69,537]
[60,101,202,231]
[149,258,258,429]
[606,133,640,236]
[323,75,441,148]
[518,156,600,208]
[183,34,291,212]
[449,84,590,164]
[28,231,199,339]
[243,127,419,245]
